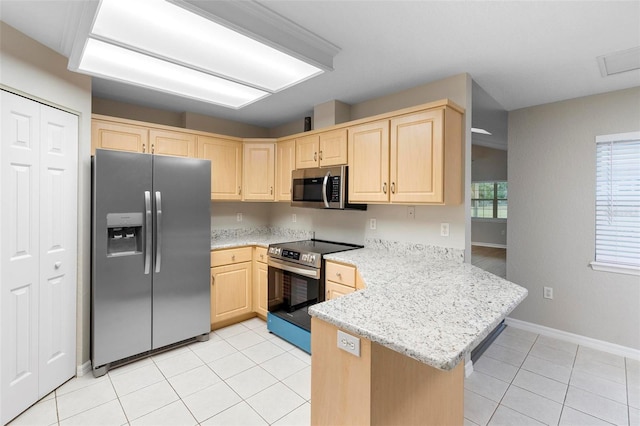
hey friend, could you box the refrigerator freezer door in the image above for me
[92,150,153,367]
[152,155,211,349]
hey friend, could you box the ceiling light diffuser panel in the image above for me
[80,38,269,108]
[69,0,331,109]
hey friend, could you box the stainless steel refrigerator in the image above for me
[91,149,211,377]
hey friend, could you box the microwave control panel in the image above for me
[329,176,341,202]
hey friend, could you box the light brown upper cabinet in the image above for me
[348,120,390,203]
[92,119,149,155]
[295,129,348,169]
[348,106,462,205]
[243,140,276,201]
[276,138,296,201]
[149,129,196,157]
[198,136,243,201]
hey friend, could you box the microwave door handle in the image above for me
[322,171,331,208]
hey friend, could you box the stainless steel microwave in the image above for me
[291,166,366,210]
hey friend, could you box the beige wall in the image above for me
[92,97,271,138]
[268,117,310,138]
[0,22,93,369]
[472,145,507,181]
[507,87,640,349]
[92,97,183,127]
[182,112,269,138]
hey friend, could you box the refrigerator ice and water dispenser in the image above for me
[106,212,143,256]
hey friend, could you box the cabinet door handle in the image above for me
[314,152,317,161]
[211,275,215,286]
[383,182,387,194]
[151,143,155,154]
[142,143,146,153]
[336,272,342,278]
[238,186,241,195]
[319,150,323,160]
[391,182,396,194]
[232,255,236,261]
[270,186,273,195]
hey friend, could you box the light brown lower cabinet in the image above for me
[311,318,464,425]
[253,247,268,319]
[325,260,361,300]
[210,247,253,329]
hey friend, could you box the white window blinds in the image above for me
[594,132,640,270]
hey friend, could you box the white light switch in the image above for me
[337,330,360,357]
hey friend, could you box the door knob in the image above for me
[54,261,62,269]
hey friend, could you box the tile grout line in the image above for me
[556,337,579,425]
[482,331,540,426]
[108,373,131,426]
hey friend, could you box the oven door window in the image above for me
[268,266,319,313]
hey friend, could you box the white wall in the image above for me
[507,87,640,350]
[0,22,93,368]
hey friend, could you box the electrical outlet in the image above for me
[543,287,553,299]
[292,213,297,223]
[236,213,243,222]
[337,330,360,357]
[440,222,450,237]
[369,218,377,230]
[407,206,415,220]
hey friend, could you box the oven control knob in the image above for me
[309,255,316,264]
[301,254,309,262]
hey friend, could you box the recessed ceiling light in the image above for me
[597,46,640,77]
[471,128,492,135]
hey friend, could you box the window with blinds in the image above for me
[592,131,640,275]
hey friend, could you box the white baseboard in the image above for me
[506,317,640,360]
[471,242,507,249]
[76,361,91,377]
[465,360,474,378]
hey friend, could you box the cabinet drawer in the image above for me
[326,280,356,300]
[325,261,356,287]
[254,246,268,264]
[211,247,253,267]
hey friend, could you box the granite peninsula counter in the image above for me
[308,243,527,426]
[312,247,528,370]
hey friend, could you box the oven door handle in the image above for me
[268,258,320,279]
[322,171,331,208]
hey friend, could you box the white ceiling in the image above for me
[1,0,639,131]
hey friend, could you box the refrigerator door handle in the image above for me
[155,191,162,273]
[144,191,152,274]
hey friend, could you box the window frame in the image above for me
[471,181,508,221]
[589,131,640,276]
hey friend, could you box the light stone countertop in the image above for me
[311,247,528,371]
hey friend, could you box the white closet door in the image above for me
[1,91,41,423]
[38,104,77,397]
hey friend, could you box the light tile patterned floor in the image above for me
[9,318,640,425]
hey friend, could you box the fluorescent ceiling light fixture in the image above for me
[471,128,492,135]
[79,38,269,108]
[597,46,640,77]
[69,0,336,109]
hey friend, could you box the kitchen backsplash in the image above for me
[364,238,464,263]
[211,226,314,241]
